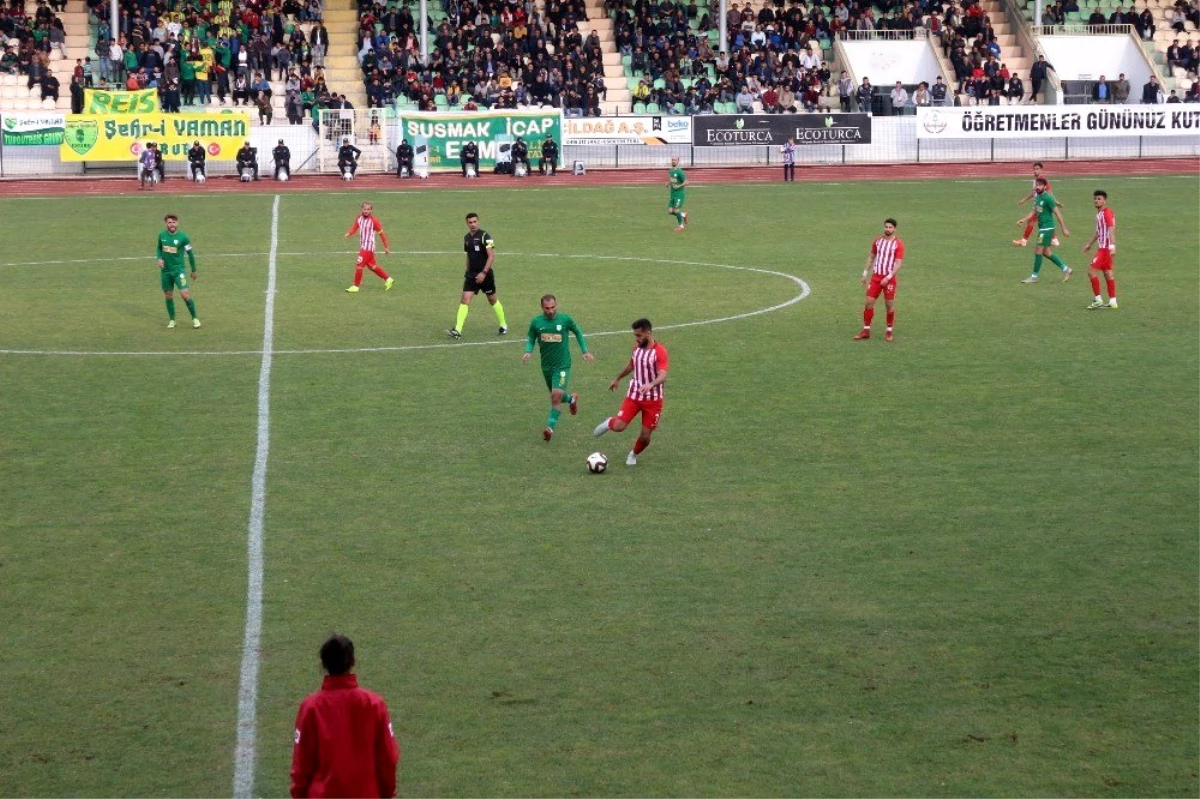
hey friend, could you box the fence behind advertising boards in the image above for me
[1,112,1197,177]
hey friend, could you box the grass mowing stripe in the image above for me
[232,194,280,799]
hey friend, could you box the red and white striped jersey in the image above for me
[1095,207,1116,249]
[870,236,905,276]
[350,214,384,252]
[627,342,669,401]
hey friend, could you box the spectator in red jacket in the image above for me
[290,634,400,799]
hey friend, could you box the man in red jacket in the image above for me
[291,634,400,798]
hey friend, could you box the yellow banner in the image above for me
[83,88,161,114]
[60,113,252,161]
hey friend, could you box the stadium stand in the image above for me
[1020,0,1199,99]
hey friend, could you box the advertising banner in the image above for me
[83,88,161,114]
[563,115,692,145]
[59,112,251,161]
[916,105,1200,139]
[1,112,66,145]
[692,113,872,146]
[396,108,563,170]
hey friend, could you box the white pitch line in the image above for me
[231,194,280,799]
[0,254,810,356]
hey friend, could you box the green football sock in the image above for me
[492,300,507,328]
[547,406,561,430]
[1032,254,1043,276]
[455,303,469,332]
[674,212,683,225]
[165,297,176,320]
[184,298,197,318]
[1048,254,1068,271]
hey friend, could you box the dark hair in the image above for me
[1035,177,1048,186]
[1094,189,1107,199]
[884,217,898,227]
[319,634,355,676]
[465,212,479,221]
[1033,161,1044,168]
[164,213,178,221]
[632,318,652,331]
[540,293,557,304]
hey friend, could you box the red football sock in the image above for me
[1023,222,1035,240]
[1106,278,1117,298]
[863,308,874,327]
[1090,275,1101,295]
[886,310,895,328]
[353,265,364,286]
[633,438,648,455]
[607,417,616,431]
[371,265,389,280]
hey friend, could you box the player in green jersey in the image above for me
[667,156,688,230]
[522,294,594,441]
[156,213,201,328]
[1018,177,1072,284]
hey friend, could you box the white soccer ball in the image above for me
[277,170,289,182]
[586,452,608,474]
[342,171,354,181]
[240,172,251,182]
[195,173,206,184]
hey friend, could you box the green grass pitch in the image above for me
[0,174,1196,797]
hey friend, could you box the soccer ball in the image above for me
[240,172,251,182]
[342,171,354,181]
[586,452,608,474]
[194,173,206,184]
[276,169,289,182]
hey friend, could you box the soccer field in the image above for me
[0,174,1197,797]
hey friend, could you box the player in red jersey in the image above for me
[594,318,669,466]
[1013,162,1062,247]
[855,218,905,342]
[1082,189,1118,309]
[343,202,394,293]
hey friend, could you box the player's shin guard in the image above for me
[1106,278,1117,299]
[185,298,197,319]
[1090,275,1102,296]
[547,406,561,430]
[886,310,895,329]
[1023,222,1035,240]
[353,265,365,287]
[1032,254,1043,276]
[165,297,176,320]
[456,303,470,332]
[863,308,874,327]
[371,265,389,280]
[1048,254,1068,271]
[633,438,648,455]
[492,300,507,328]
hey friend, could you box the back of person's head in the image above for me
[319,634,355,675]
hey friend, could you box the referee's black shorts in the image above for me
[463,270,496,295]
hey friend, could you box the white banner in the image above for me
[916,105,1200,139]
[2,112,67,145]
[563,115,692,145]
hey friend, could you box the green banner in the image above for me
[396,109,563,171]
[84,88,161,115]
[1,112,66,145]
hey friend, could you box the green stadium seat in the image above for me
[673,103,684,114]
[633,101,648,114]
[646,102,660,113]
[653,77,666,89]
[621,54,632,67]
[628,76,640,90]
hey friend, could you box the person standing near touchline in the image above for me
[290,634,400,799]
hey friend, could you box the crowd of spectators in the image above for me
[78,0,335,119]
[1,0,70,100]
[0,0,349,119]
[354,0,611,115]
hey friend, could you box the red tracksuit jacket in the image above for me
[290,674,400,798]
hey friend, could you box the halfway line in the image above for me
[232,194,280,798]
